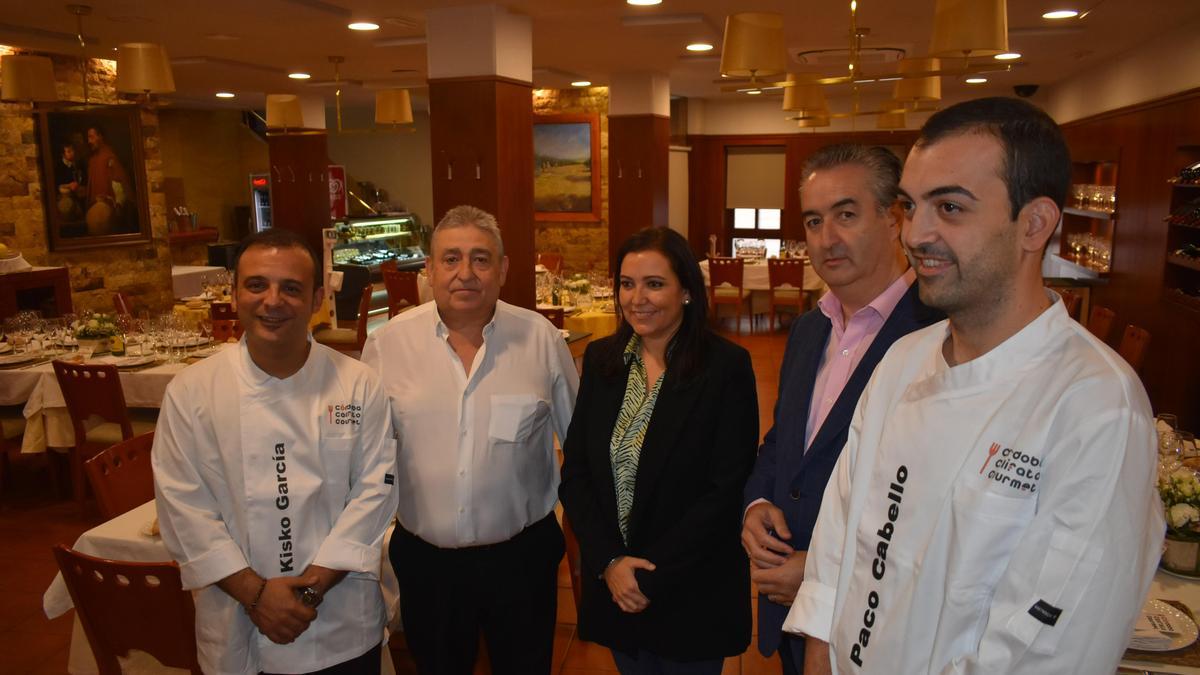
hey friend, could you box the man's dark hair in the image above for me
[800,144,902,211]
[232,228,322,289]
[601,226,709,382]
[916,97,1070,220]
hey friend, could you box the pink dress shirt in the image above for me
[804,268,916,450]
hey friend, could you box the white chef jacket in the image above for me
[361,300,578,548]
[784,294,1164,674]
[153,340,398,675]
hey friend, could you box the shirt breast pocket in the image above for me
[320,436,356,499]
[947,483,1036,597]
[488,394,549,445]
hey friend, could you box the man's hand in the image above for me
[298,564,348,608]
[250,575,319,644]
[603,556,656,614]
[742,501,794,568]
[751,550,806,605]
[804,637,833,675]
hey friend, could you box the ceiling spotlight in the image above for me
[1042,9,1080,19]
[348,22,380,31]
[571,80,592,87]
[686,42,714,52]
[965,77,988,84]
[288,72,311,80]
[995,52,1022,60]
[215,91,235,98]
[626,0,663,5]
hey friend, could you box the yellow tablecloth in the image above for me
[565,310,617,339]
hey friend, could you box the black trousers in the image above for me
[261,643,381,675]
[779,633,804,675]
[390,513,565,675]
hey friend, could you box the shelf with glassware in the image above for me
[329,214,428,321]
[1163,150,1200,312]
[1058,160,1118,276]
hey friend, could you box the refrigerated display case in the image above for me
[249,173,271,232]
[330,214,426,320]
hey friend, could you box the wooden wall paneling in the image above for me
[1060,90,1200,427]
[266,132,332,259]
[428,77,535,308]
[609,115,669,267]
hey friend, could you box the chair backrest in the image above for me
[1058,289,1082,320]
[382,269,421,318]
[1118,324,1151,373]
[767,257,805,289]
[536,306,565,329]
[112,292,132,317]
[355,283,373,351]
[85,431,155,520]
[1086,305,1117,343]
[52,544,201,675]
[379,259,398,274]
[209,302,237,321]
[52,361,133,446]
[708,256,745,288]
[537,252,564,275]
[211,319,243,343]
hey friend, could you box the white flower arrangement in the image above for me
[1160,468,1200,537]
[565,275,591,293]
[75,314,119,339]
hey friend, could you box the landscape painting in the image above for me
[533,113,601,221]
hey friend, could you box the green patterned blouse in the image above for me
[609,334,666,544]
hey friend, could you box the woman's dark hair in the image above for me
[600,227,709,382]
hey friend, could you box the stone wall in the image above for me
[0,50,173,314]
[532,87,609,276]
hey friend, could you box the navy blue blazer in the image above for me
[743,282,942,656]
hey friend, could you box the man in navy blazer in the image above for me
[741,144,942,674]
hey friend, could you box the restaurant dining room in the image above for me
[2,0,1200,673]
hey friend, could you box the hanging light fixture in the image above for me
[115,43,175,101]
[929,0,1009,58]
[719,13,787,84]
[797,114,831,128]
[0,54,58,105]
[892,57,942,104]
[876,101,906,129]
[265,94,304,130]
[375,89,413,126]
[781,73,829,118]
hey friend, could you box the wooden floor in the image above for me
[0,320,788,675]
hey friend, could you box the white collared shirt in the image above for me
[153,340,398,675]
[362,300,579,548]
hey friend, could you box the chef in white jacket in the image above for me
[784,97,1164,675]
[154,228,398,675]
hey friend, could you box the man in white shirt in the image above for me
[785,97,1163,674]
[154,228,397,675]
[362,205,578,675]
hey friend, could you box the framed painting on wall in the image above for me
[533,112,601,222]
[36,105,152,251]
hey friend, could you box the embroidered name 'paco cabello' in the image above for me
[850,464,907,669]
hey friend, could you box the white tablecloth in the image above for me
[45,500,401,675]
[698,258,826,294]
[170,265,224,299]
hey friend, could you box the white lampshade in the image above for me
[781,73,827,116]
[929,0,1009,57]
[892,57,942,102]
[375,89,413,125]
[720,13,787,79]
[0,54,57,103]
[115,43,175,94]
[266,94,304,128]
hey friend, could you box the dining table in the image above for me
[44,499,402,675]
[698,257,828,321]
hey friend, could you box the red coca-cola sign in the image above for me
[328,165,348,220]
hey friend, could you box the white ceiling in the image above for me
[1,0,1198,112]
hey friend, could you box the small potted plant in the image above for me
[75,314,119,354]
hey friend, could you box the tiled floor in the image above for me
[0,323,789,675]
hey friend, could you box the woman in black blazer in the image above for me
[559,227,759,675]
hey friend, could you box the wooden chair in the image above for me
[1118,324,1151,373]
[209,302,237,322]
[1086,305,1117,343]
[1058,289,1082,320]
[85,431,155,520]
[767,258,806,331]
[535,306,565,329]
[0,405,29,499]
[52,544,201,675]
[537,252,564,275]
[707,257,750,335]
[211,319,244,343]
[382,268,421,318]
[52,361,155,506]
[380,259,398,274]
[112,292,133,316]
[313,284,373,355]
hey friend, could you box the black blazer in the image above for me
[742,282,942,655]
[559,331,759,660]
